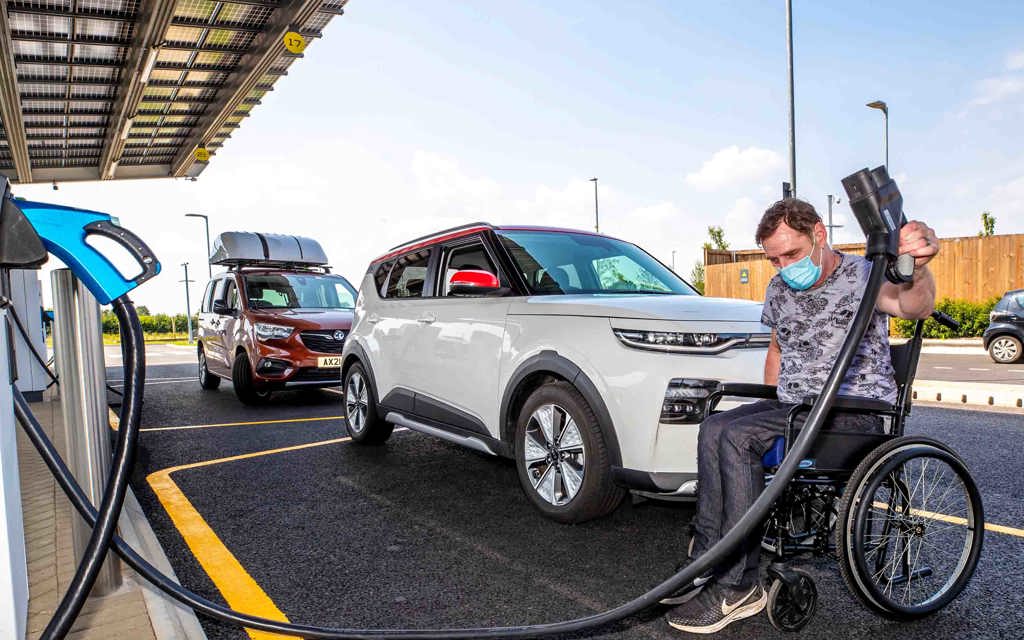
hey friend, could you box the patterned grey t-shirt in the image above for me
[761,252,897,405]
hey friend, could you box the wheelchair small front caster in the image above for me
[767,568,817,632]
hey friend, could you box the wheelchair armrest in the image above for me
[717,382,778,400]
[800,394,895,413]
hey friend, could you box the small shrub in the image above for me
[891,296,999,338]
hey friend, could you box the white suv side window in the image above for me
[384,250,431,298]
[442,241,499,295]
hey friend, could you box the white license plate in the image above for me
[317,356,342,368]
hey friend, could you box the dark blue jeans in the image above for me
[691,400,882,587]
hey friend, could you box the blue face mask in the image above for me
[778,240,823,291]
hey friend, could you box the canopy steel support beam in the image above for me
[0,6,33,181]
[171,1,326,177]
[99,0,175,180]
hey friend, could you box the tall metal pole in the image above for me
[672,250,677,270]
[867,100,888,168]
[181,262,194,344]
[883,109,889,168]
[786,0,796,196]
[826,194,843,245]
[589,177,599,233]
[185,213,211,279]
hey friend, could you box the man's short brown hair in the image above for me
[755,198,822,246]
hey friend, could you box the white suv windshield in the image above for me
[244,274,356,309]
[497,230,696,295]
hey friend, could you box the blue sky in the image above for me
[16,0,1024,313]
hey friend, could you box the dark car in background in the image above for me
[983,289,1024,364]
[197,232,357,404]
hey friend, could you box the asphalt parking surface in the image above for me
[918,351,1024,385]
[118,352,1024,640]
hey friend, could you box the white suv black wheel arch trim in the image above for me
[499,351,622,468]
[341,344,382,411]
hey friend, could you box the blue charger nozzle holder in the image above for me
[15,198,161,305]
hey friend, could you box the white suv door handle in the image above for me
[417,313,436,324]
[367,313,381,324]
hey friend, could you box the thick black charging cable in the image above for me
[14,255,887,639]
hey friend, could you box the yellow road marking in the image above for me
[142,415,342,432]
[148,436,350,639]
[870,501,1024,538]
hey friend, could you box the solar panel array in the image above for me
[0,0,347,183]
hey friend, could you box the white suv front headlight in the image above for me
[254,322,294,341]
[613,329,769,354]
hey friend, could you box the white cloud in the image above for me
[1006,51,1024,71]
[967,76,1024,107]
[722,197,761,248]
[684,145,784,192]
[991,175,1024,220]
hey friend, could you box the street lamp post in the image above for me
[185,212,212,279]
[181,262,194,344]
[866,100,888,168]
[671,250,677,270]
[786,0,797,196]
[826,194,843,245]
[589,177,599,233]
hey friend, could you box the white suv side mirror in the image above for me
[448,270,502,296]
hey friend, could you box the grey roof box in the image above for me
[210,232,329,268]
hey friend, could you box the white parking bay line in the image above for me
[968,368,990,371]
[932,366,953,370]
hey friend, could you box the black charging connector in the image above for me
[841,165,915,284]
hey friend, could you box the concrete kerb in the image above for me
[118,487,208,640]
[913,379,1024,410]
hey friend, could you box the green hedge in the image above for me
[891,297,999,339]
[101,310,197,335]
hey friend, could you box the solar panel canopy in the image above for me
[0,0,347,184]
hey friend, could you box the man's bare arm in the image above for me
[765,330,780,385]
[875,220,939,320]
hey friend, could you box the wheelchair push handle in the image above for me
[930,310,959,331]
[841,165,914,284]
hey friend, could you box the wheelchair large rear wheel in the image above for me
[836,436,983,620]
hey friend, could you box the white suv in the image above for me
[341,223,769,522]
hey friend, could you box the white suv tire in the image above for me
[344,363,394,444]
[513,381,624,523]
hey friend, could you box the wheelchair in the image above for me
[701,312,984,632]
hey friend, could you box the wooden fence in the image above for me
[705,233,1024,303]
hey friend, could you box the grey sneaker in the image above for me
[665,581,767,634]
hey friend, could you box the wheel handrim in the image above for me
[856,453,978,612]
[346,372,368,433]
[523,403,585,507]
[992,338,1019,362]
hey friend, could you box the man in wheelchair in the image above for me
[665,198,940,634]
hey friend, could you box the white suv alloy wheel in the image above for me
[346,371,369,433]
[522,403,586,506]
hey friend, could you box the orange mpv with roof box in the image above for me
[196,232,357,404]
